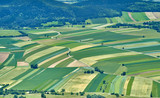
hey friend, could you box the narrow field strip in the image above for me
[33,30,57,35]
[80,52,140,63]
[24,45,45,55]
[28,69,46,80]
[109,76,121,93]
[0,67,14,77]
[6,69,39,89]
[38,51,68,67]
[52,68,80,91]
[123,77,131,95]
[0,68,29,84]
[113,41,160,49]
[25,46,64,63]
[13,41,35,47]
[71,44,97,52]
[48,57,71,68]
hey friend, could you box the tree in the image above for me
[87,94,91,98]
[61,89,65,92]
[41,93,46,98]
[19,95,26,98]
[50,89,55,93]
[71,92,74,95]
[31,64,38,69]
[13,95,18,98]
[76,93,79,96]
[91,70,94,74]
[79,92,85,96]
[115,93,119,98]
[103,80,106,84]
[100,70,104,74]
[121,72,126,76]
[87,70,90,74]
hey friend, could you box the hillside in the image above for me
[0,0,160,29]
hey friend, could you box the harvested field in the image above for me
[17,62,29,67]
[13,41,35,47]
[145,12,157,20]
[152,12,160,18]
[67,60,88,67]
[130,77,152,97]
[123,77,131,95]
[0,52,10,63]
[58,71,98,92]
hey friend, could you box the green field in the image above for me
[11,68,76,90]
[0,30,21,36]
[90,18,107,24]
[84,74,107,92]
[152,81,160,97]
[66,31,140,43]
[131,12,150,21]
[55,58,75,67]
[71,46,127,60]
[121,12,133,22]
[126,77,134,95]
[92,61,121,74]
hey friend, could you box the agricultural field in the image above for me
[0,30,21,36]
[0,11,160,98]
[10,68,76,90]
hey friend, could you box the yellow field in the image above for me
[71,44,97,52]
[24,44,44,55]
[25,46,64,63]
[13,41,35,47]
[38,52,68,66]
[149,76,160,81]
[6,69,40,89]
[33,30,57,35]
[79,58,97,66]
[0,67,14,77]
[123,77,131,95]
[113,41,160,49]
[146,52,160,57]
[80,52,140,63]
[48,57,71,68]
[145,12,157,20]
[0,68,29,84]
[67,60,88,67]
[58,71,98,92]
[130,77,152,97]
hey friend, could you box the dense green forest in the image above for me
[0,0,160,29]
